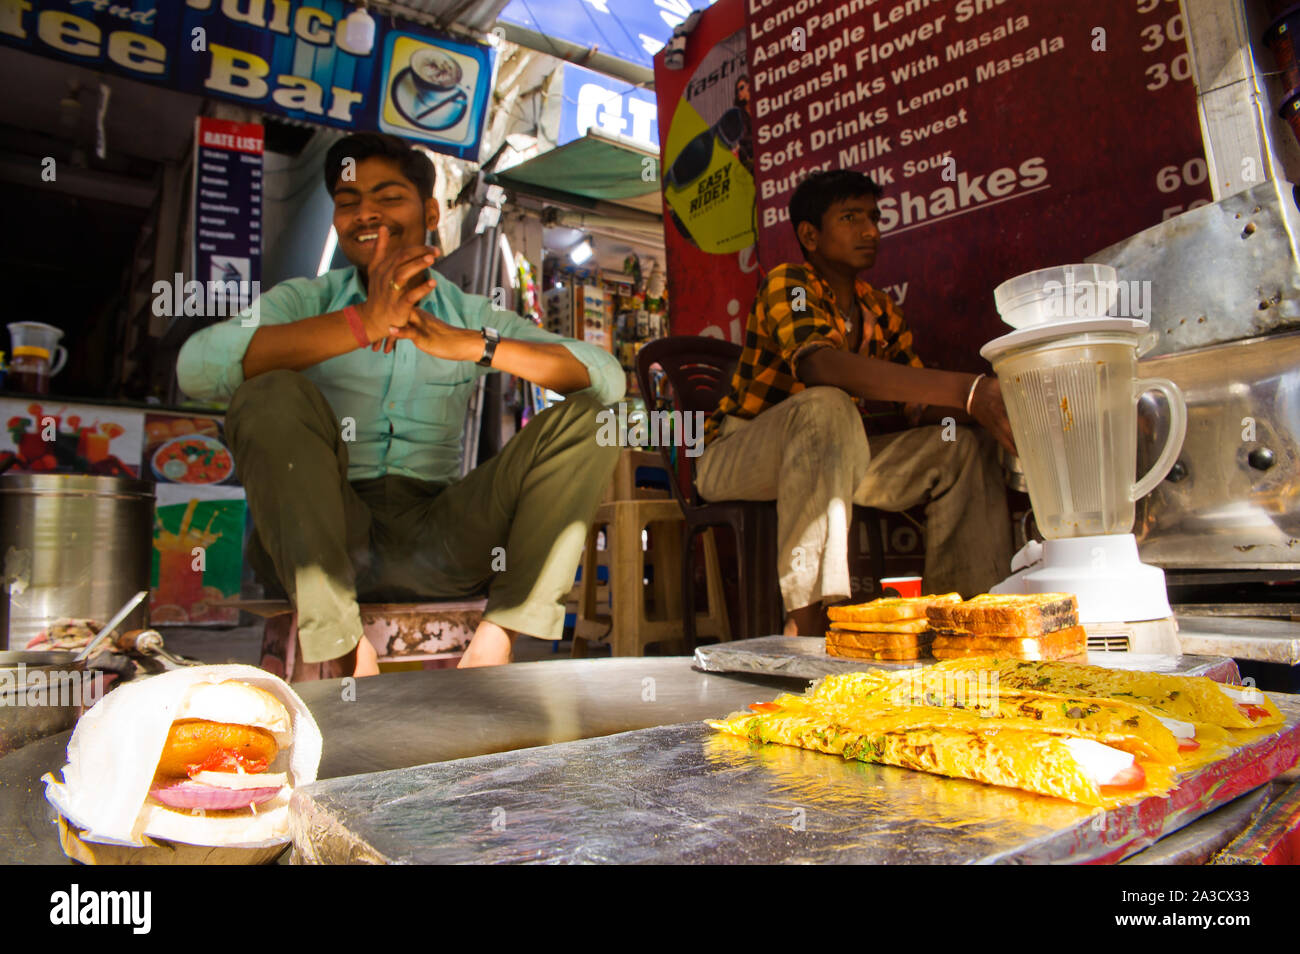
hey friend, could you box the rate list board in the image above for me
[191,117,263,315]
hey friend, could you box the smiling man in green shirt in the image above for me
[178,133,622,675]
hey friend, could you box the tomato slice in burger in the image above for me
[1100,763,1146,791]
[186,749,269,777]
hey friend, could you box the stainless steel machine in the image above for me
[1080,178,1300,655]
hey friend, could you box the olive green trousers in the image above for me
[225,370,619,662]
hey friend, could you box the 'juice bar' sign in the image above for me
[0,0,495,159]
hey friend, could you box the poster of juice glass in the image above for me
[0,398,142,476]
[151,484,246,626]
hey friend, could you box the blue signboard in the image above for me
[498,0,714,70]
[559,64,658,150]
[0,0,493,160]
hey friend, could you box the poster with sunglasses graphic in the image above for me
[661,31,757,255]
[655,0,766,343]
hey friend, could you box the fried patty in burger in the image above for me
[149,681,294,813]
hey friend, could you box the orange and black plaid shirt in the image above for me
[704,262,924,444]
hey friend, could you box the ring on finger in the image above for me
[390,279,402,292]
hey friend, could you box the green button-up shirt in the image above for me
[176,266,624,485]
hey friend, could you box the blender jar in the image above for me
[982,321,1186,540]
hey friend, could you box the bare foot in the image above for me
[784,603,825,637]
[458,620,517,668]
[353,635,380,676]
[318,636,380,679]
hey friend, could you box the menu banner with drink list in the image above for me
[192,117,262,309]
[743,0,1212,372]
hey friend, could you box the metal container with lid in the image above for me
[1,474,154,649]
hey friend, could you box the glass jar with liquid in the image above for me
[9,345,52,394]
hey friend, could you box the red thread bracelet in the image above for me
[343,305,369,348]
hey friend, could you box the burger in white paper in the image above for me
[147,681,293,814]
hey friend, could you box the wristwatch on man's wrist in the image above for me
[477,326,500,367]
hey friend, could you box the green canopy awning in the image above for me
[490,132,660,210]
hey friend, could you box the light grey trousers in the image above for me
[696,386,1014,611]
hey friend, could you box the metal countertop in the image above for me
[0,657,803,865]
[290,695,1300,865]
[1175,616,1300,666]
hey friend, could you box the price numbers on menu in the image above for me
[1157,157,1210,219]
[1136,0,1191,91]
[250,165,262,254]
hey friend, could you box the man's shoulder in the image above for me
[757,263,828,314]
[762,261,821,292]
[259,268,357,318]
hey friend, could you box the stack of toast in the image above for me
[825,593,962,660]
[925,593,1086,660]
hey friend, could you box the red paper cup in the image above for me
[879,576,922,599]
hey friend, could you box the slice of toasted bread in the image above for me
[826,628,936,651]
[926,593,1078,636]
[827,592,961,624]
[826,640,933,661]
[930,624,1087,661]
[824,617,932,634]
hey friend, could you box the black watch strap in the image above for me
[477,326,500,367]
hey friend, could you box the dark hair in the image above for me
[788,169,882,249]
[324,133,436,199]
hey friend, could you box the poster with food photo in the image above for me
[151,484,246,626]
[144,412,238,485]
[0,398,141,476]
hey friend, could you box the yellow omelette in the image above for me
[806,670,1186,763]
[928,657,1283,729]
[709,699,1172,807]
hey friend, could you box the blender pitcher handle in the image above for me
[49,345,68,377]
[1130,377,1187,502]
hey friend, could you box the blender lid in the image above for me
[980,317,1150,362]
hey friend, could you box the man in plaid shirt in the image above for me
[697,170,1017,636]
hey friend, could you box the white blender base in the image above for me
[1081,617,1181,656]
[991,534,1180,653]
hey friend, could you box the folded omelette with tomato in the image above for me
[806,669,1223,765]
[928,657,1283,729]
[707,658,1284,805]
[709,695,1172,807]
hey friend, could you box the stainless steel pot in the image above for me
[1,475,154,650]
[0,650,104,755]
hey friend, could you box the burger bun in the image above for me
[175,681,293,746]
